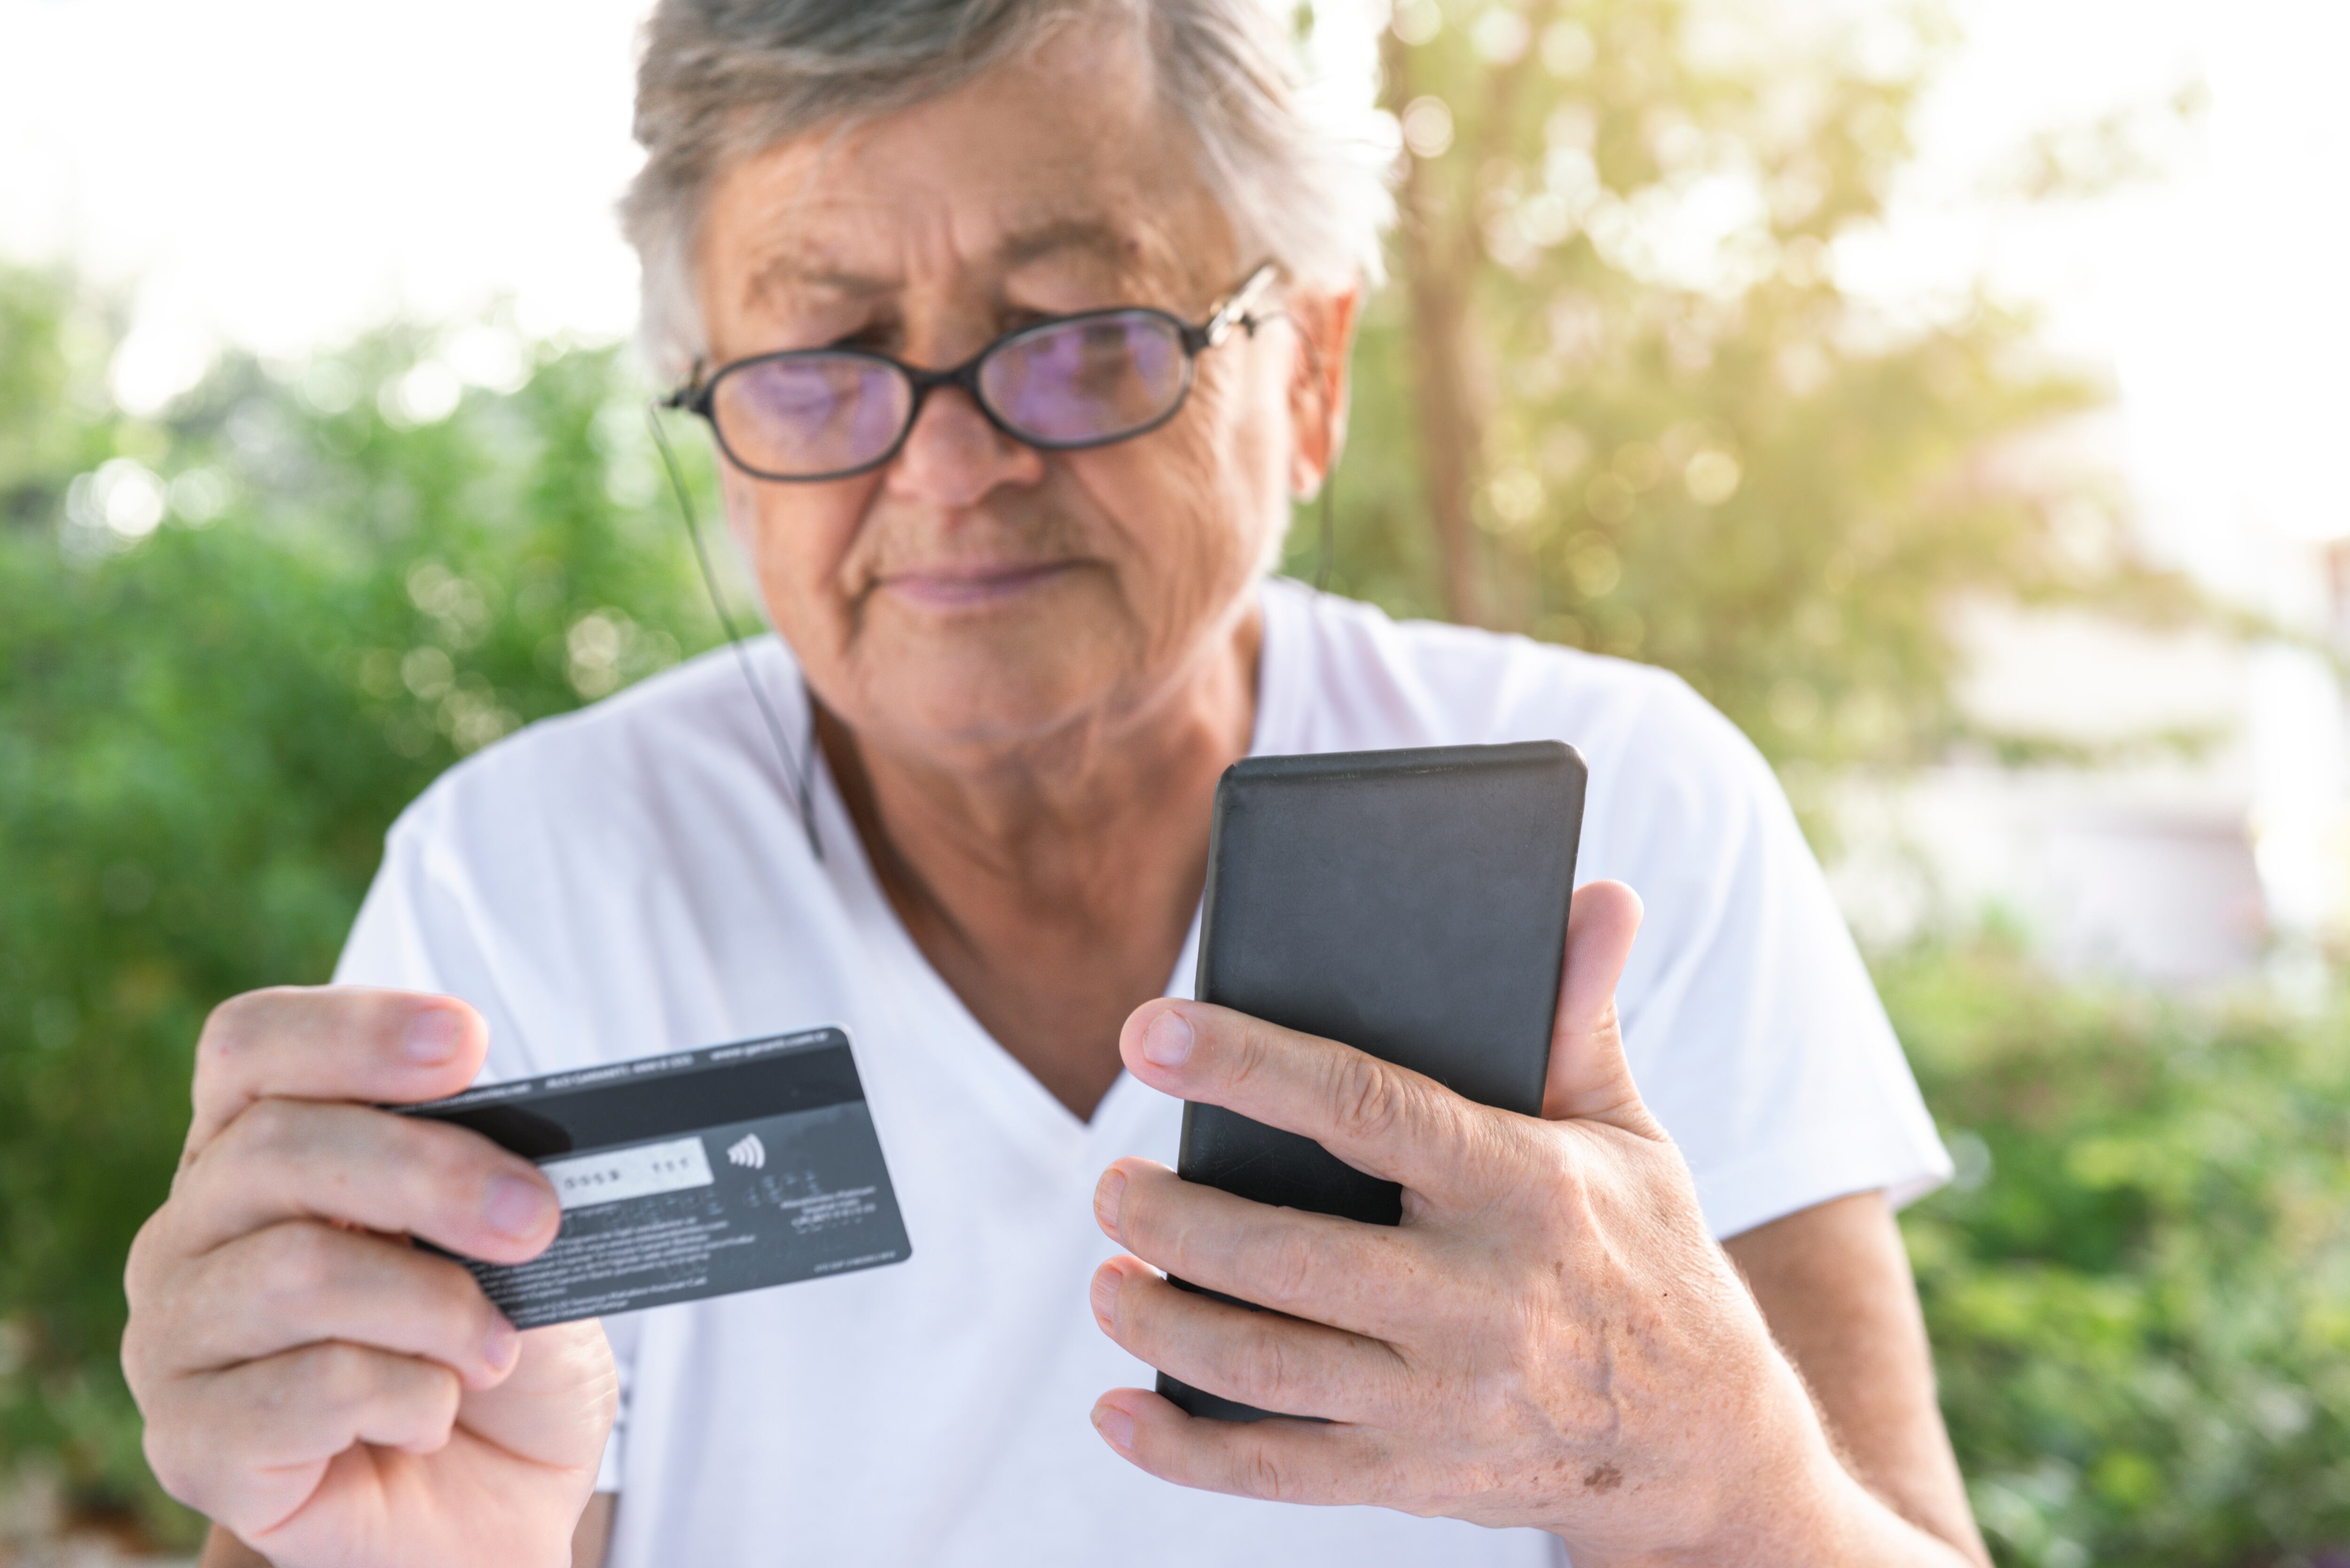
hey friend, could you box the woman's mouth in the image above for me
[877,560,1080,610]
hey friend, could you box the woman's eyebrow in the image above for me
[744,254,898,309]
[995,217,1139,273]
[741,217,1158,312]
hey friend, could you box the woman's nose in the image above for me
[885,382,1046,511]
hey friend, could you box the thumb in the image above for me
[1541,880,1661,1137]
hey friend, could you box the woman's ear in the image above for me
[1285,281,1363,499]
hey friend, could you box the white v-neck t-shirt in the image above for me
[336,577,1948,1568]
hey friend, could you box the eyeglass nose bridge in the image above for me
[891,352,1012,455]
[891,328,1205,461]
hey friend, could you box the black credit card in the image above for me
[399,1027,911,1328]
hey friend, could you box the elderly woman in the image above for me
[121,2,1987,1565]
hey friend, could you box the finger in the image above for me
[1540,881,1661,1137]
[166,1098,559,1264]
[1089,1387,1403,1509]
[187,987,488,1159]
[1089,1256,1408,1422]
[165,1221,520,1389]
[1118,1000,1508,1202]
[1096,1160,1424,1338]
[143,1342,461,1528]
[454,1319,620,1473]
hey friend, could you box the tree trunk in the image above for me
[1381,28,1488,628]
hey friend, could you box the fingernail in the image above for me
[1142,1009,1193,1069]
[482,1174,552,1240]
[484,1315,520,1374]
[1094,1168,1127,1237]
[403,1008,464,1064]
[1094,1404,1137,1454]
[1090,1266,1123,1329]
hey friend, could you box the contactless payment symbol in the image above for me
[396,1026,911,1327]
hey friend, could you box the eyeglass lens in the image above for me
[978,312,1186,445]
[711,356,912,481]
[711,309,1191,479]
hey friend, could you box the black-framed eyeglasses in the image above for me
[663,263,1281,483]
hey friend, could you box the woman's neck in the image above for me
[818,603,1262,1119]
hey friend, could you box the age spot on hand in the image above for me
[1582,1463,1623,1493]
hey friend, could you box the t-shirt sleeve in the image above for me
[333,804,533,1069]
[334,804,633,1494]
[1576,673,1951,1240]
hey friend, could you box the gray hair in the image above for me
[619,0,1393,384]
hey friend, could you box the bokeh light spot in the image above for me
[1401,96,1455,160]
[1684,449,1743,504]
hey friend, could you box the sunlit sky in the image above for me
[4,0,2346,624]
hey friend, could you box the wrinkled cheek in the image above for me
[1180,418,1283,574]
[1132,489,1257,665]
[728,476,868,662]
[1191,359,1289,517]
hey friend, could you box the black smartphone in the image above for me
[1156,740,1588,1422]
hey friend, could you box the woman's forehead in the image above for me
[722,198,1202,309]
[700,20,1233,311]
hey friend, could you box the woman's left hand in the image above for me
[1088,880,1911,1565]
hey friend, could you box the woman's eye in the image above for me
[825,320,900,354]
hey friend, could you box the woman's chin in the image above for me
[823,572,1238,763]
[849,648,1143,759]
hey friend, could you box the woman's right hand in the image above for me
[121,988,617,1568]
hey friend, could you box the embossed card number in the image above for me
[540,1135,715,1210]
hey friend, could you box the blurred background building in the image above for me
[1839,609,2347,990]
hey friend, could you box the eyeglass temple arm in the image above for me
[1202,264,1282,346]
[660,361,710,413]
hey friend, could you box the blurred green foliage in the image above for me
[0,265,725,1547]
[1889,941,2350,1567]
